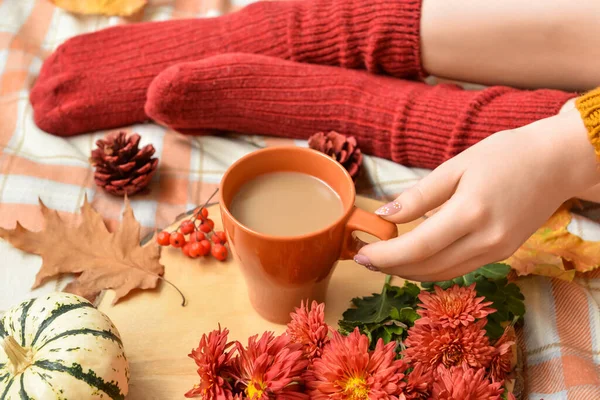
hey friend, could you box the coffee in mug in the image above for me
[229,172,343,236]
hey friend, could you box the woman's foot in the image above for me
[30,0,424,136]
[145,53,575,169]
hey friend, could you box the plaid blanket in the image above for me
[1,1,600,398]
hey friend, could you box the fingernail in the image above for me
[375,201,401,216]
[354,254,378,271]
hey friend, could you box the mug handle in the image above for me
[340,206,398,260]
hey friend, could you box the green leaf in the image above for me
[342,282,420,325]
[479,281,526,340]
[422,263,511,290]
[342,293,399,324]
[462,271,478,286]
[384,324,405,335]
[394,307,420,324]
[339,281,421,350]
[477,263,511,280]
[504,283,525,300]
[430,280,454,290]
[381,327,392,344]
[473,279,496,297]
[399,282,421,298]
[484,318,505,340]
[492,305,509,322]
[507,296,526,317]
[337,320,356,336]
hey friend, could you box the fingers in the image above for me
[394,251,507,282]
[375,162,463,224]
[558,97,577,114]
[382,233,486,281]
[577,183,600,203]
[361,226,520,282]
[358,197,471,269]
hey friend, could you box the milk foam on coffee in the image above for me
[229,172,343,236]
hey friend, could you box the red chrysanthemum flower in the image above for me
[403,363,432,399]
[185,326,237,399]
[286,301,330,361]
[489,326,516,382]
[403,319,495,370]
[431,365,504,400]
[416,284,495,328]
[233,332,309,399]
[306,328,408,399]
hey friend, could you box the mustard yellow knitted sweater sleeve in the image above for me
[576,87,600,159]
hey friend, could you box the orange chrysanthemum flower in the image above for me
[403,363,432,399]
[403,319,495,370]
[489,326,516,382]
[306,328,408,399]
[233,332,309,400]
[185,326,237,399]
[431,365,504,400]
[416,284,495,328]
[286,301,330,361]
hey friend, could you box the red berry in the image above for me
[201,207,209,219]
[195,207,209,221]
[206,219,215,230]
[157,231,171,246]
[189,231,206,242]
[180,220,195,235]
[188,242,202,258]
[199,223,212,233]
[212,243,228,261]
[170,232,186,248]
[182,242,192,257]
[199,240,211,256]
[211,234,221,244]
[214,231,227,244]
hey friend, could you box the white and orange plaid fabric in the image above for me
[1,1,600,398]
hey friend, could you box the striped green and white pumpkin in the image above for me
[0,293,129,399]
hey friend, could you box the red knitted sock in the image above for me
[145,54,576,169]
[30,0,423,136]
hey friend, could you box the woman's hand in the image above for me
[578,184,600,203]
[355,109,600,281]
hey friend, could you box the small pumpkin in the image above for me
[0,292,129,399]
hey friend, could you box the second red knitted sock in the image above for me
[30,0,423,136]
[145,54,576,169]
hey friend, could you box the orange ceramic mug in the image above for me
[219,147,398,324]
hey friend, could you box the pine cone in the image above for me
[308,131,363,180]
[90,131,159,196]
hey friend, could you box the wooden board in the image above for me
[97,196,420,400]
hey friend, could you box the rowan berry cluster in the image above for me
[156,206,228,261]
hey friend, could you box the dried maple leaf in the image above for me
[51,0,147,17]
[0,196,164,304]
[506,206,600,281]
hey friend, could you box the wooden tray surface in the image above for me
[97,196,420,399]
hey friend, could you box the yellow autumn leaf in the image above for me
[51,0,147,17]
[506,206,600,281]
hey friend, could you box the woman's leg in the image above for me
[145,54,576,169]
[420,0,600,91]
[31,0,423,136]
